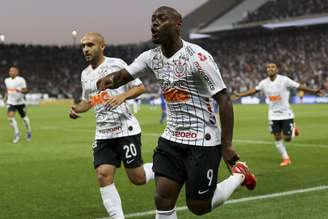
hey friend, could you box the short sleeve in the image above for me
[126,51,151,78]
[194,49,226,96]
[21,78,27,88]
[285,76,300,89]
[255,80,264,91]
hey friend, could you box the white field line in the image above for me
[38,127,328,148]
[96,185,328,219]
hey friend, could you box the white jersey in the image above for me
[4,76,27,105]
[255,74,300,120]
[126,40,226,147]
[81,57,142,140]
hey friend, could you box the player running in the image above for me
[97,7,256,219]
[4,66,32,143]
[69,32,154,219]
[235,62,322,166]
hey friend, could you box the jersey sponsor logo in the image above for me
[197,52,207,61]
[89,90,111,106]
[163,87,190,103]
[194,61,215,90]
[98,126,122,134]
[152,52,164,70]
[186,45,195,56]
[268,95,282,102]
[175,131,197,139]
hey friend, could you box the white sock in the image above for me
[275,140,289,159]
[100,183,124,219]
[155,208,177,219]
[23,116,32,132]
[8,117,19,135]
[211,174,244,209]
[143,163,154,183]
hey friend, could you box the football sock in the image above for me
[275,140,289,159]
[143,163,154,183]
[23,116,32,132]
[100,183,124,219]
[155,208,177,219]
[211,174,244,209]
[8,117,19,135]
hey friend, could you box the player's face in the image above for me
[266,63,278,77]
[81,36,104,63]
[9,67,19,78]
[151,9,181,44]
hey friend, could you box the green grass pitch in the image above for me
[0,104,327,219]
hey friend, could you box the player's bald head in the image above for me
[155,6,182,22]
[81,32,105,46]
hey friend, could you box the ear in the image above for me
[176,20,182,32]
[100,44,106,51]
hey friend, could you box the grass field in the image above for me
[0,104,327,219]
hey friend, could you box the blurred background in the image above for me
[1,0,328,105]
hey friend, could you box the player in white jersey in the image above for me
[4,66,32,143]
[97,7,256,219]
[235,63,322,166]
[68,32,154,219]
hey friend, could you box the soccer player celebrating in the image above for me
[97,7,256,219]
[4,66,32,143]
[69,32,154,219]
[235,63,322,167]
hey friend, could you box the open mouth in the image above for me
[151,28,159,38]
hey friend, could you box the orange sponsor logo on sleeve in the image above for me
[268,95,282,102]
[90,91,110,106]
[163,88,190,103]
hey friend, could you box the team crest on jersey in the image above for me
[173,54,188,78]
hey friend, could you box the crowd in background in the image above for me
[240,0,328,23]
[0,43,153,100]
[1,0,328,99]
[199,27,328,94]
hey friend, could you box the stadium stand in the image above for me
[1,0,327,101]
[240,0,328,24]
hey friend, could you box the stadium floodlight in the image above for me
[72,30,77,46]
[0,35,5,43]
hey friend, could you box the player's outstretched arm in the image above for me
[105,84,145,109]
[69,100,92,119]
[97,69,134,90]
[234,88,258,100]
[298,84,324,96]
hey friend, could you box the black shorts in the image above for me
[269,119,294,136]
[92,134,143,169]
[7,104,26,118]
[153,137,221,200]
